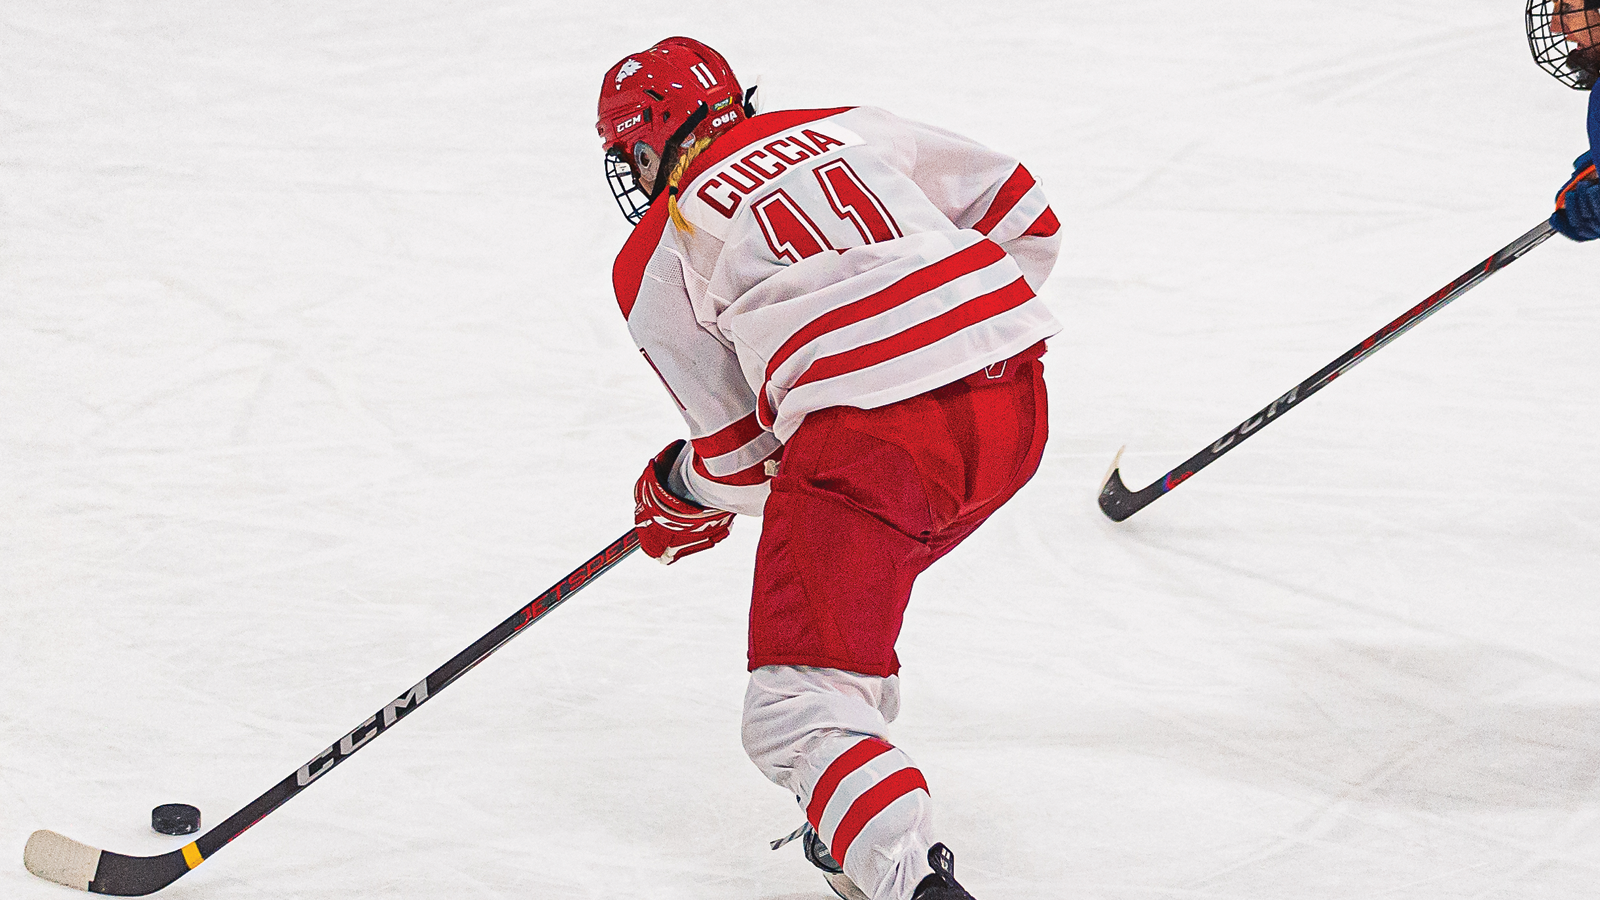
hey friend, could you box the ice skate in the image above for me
[910,844,977,900]
[802,824,870,900]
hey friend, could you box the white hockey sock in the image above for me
[742,666,935,900]
[806,736,933,900]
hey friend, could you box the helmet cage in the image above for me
[604,149,653,226]
[1528,0,1600,90]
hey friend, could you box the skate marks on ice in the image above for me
[1144,639,1600,896]
[1041,529,1600,894]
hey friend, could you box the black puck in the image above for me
[151,803,201,836]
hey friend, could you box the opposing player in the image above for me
[1529,0,1600,239]
[596,38,1062,900]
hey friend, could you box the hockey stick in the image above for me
[24,529,642,896]
[1098,219,1557,521]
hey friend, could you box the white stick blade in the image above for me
[1098,445,1127,493]
[24,830,102,891]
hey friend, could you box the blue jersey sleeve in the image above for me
[1589,88,1599,158]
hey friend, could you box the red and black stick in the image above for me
[1098,220,1557,522]
[24,529,641,896]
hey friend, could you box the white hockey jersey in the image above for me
[613,106,1063,516]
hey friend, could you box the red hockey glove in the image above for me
[633,440,734,565]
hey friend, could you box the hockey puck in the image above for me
[151,803,201,836]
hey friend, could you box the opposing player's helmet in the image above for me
[597,37,755,225]
[1528,0,1600,89]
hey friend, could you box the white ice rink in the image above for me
[4,2,1598,898]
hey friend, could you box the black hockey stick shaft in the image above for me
[1098,220,1557,522]
[28,529,641,896]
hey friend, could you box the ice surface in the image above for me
[3,2,1597,899]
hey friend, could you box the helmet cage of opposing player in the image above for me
[597,37,755,225]
[1529,0,1600,89]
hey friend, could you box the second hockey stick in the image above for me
[24,529,641,896]
[1098,219,1557,521]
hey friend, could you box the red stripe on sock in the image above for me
[806,738,893,828]
[830,767,930,866]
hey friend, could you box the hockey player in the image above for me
[596,37,1061,900]
[1530,0,1600,240]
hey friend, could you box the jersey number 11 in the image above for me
[753,159,903,263]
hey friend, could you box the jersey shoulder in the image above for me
[612,201,674,319]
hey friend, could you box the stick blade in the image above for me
[25,829,101,891]
[1097,446,1140,522]
[24,829,192,896]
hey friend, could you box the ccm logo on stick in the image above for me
[296,678,430,786]
[694,127,849,219]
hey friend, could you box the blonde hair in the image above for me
[665,137,713,234]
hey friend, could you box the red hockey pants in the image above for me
[748,343,1049,676]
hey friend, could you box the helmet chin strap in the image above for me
[646,101,710,203]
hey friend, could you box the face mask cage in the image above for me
[604,149,654,225]
[1529,0,1600,90]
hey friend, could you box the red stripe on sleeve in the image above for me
[787,277,1035,392]
[1025,206,1060,238]
[757,385,776,431]
[805,738,893,828]
[971,164,1037,236]
[765,240,1007,384]
[691,411,766,459]
[829,767,930,866]
[691,449,778,486]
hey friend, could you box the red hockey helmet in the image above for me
[597,37,754,224]
[1529,0,1600,89]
